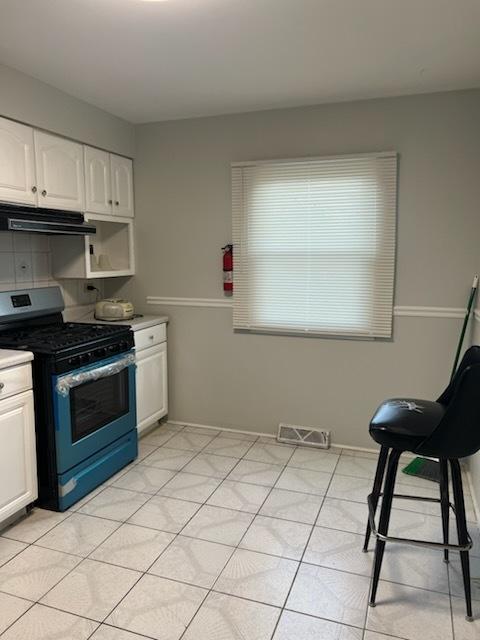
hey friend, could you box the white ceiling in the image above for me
[1,0,480,123]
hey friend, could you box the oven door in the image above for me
[52,352,137,474]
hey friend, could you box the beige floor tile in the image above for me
[340,449,379,460]
[287,564,370,627]
[287,448,339,473]
[90,523,174,571]
[363,632,404,640]
[0,592,32,634]
[366,580,453,640]
[214,548,298,607]
[41,558,140,622]
[259,488,323,524]
[128,495,200,533]
[183,592,280,640]
[142,430,176,447]
[227,460,283,487]
[141,446,196,471]
[78,487,149,522]
[106,573,207,640]
[181,453,239,479]
[448,555,480,601]
[276,467,331,495]
[135,441,159,462]
[219,431,258,442]
[274,610,363,640]
[35,513,119,557]
[1,603,98,639]
[158,472,221,503]
[181,505,254,545]
[0,544,80,601]
[451,595,480,638]
[304,527,372,576]
[207,480,271,513]
[90,625,151,639]
[244,442,295,465]
[183,426,221,436]
[0,537,27,567]
[166,432,215,451]
[113,466,175,494]
[149,535,234,588]
[1,508,68,544]
[204,437,254,458]
[240,515,312,560]
[316,498,369,534]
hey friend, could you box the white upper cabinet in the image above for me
[0,119,134,217]
[85,146,112,215]
[0,117,37,206]
[34,131,85,211]
[111,154,134,217]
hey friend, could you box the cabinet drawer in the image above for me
[134,324,166,351]
[0,364,32,400]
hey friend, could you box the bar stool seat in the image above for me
[363,346,480,623]
[370,398,445,451]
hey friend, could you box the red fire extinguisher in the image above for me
[222,244,233,295]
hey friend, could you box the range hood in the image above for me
[0,203,96,235]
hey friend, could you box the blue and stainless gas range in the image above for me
[0,286,137,511]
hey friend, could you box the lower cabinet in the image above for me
[0,390,37,523]
[135,340,168,434]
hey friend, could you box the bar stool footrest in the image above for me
[367,492,473,551]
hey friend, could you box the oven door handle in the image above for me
[55,353,136,397]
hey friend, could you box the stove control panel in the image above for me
[57,335,134,374]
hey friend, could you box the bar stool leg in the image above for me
[369,448,401,607]
[439,459,450,563]
[450,459,473,621]
[363,445,389,553]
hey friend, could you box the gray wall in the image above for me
[103,91,480,447]
[0,63,135,157]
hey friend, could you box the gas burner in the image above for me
[0,322,129,354]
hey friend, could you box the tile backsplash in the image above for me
[0,231,103,306]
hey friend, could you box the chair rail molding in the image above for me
[146,296,469,319]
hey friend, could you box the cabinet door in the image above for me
[110,154,134,217]
[34,131,85,211]
[135,342,168,434]
[85,146,112,214]
[0,117,37,206]
[0,391,37,523]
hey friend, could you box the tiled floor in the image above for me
[0,422,479,640]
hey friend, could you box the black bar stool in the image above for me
[363,346,480,621]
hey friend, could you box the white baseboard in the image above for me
[167,418,380,453]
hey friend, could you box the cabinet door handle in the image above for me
[41,189,47,197]
[115,200,119,206]
[108,199,113,204]
[0,382,4,391]
[149,335,154,340]
[31,186,37,193]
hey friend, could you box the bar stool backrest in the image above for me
[417,346,480,458]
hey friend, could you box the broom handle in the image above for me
[451,275,478,380]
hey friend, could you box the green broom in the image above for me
[402,275,478,483]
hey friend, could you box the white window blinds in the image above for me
[232,152,397,338]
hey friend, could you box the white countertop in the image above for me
[81,313,168,332]
[0,349,34,369]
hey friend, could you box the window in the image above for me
[232,152,397,338]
